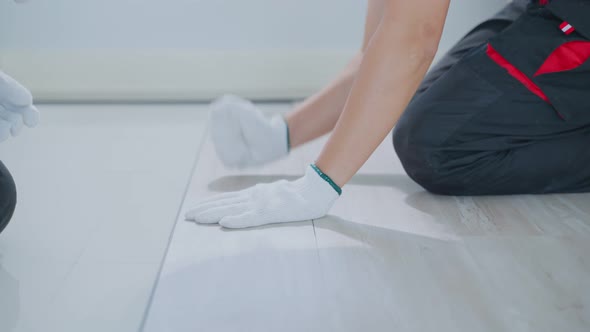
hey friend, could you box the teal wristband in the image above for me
[310,164,342,196]
[282,115,291,152]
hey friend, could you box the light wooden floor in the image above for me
[0,104,208,332]
[142,128,590,332]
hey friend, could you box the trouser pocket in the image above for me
[533,45,590,121]
[486,5,590,122]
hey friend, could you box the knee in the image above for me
[0,165,17,230]
[393,108,458,195]
[393,118,439,193]
[394,124,486,196]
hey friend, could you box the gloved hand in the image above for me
[185,164,341,228]
[0,71,40,142]
[210,95,289,168]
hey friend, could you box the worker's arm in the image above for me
[186,0,451,229]
[316,0,450,186]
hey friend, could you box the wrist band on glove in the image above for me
[310,163,342,196]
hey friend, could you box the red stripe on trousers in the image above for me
[486,43,551,103]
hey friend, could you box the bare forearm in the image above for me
[315,0,450,187]
[286,0,387,149]
[286,54,361,148]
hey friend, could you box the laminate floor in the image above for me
[143,115,590,332]
[0,104,208,332]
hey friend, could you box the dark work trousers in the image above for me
[393,0,590,195]
[0,161,17,234]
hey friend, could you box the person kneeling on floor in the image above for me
[185,0,590,229]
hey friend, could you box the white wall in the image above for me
[0,0,508,101]
[0,0,364,50]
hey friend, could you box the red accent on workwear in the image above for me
[539,0,549,5]
[535,41,590,76]
[486,43,550,103]
[560,22,576,35]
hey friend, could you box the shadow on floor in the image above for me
[208,173,421,194]
[212,213,457,242]
[153,216,463,331]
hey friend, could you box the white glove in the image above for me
[210,95,289,168]
[0,71,40,142]
[185,164,341,228]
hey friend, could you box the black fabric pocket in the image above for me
[534,57,590,121]
[488,7,570,78]
[487,5,590,121]
[546,0,590,40]
[531,2,590,122]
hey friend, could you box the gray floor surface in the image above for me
[144,124,590,332]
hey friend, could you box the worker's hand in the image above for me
[210,95,289,169]
[185,165,340,228]
[0,71,40,143]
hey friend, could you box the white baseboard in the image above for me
[0,49,355,102]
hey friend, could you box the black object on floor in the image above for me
[0,161,16,234]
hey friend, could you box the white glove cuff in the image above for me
[294,164,341,217]
[308,164,342,196]
[269,115,290,156]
